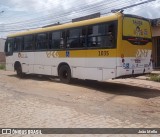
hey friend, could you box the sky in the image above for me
[0,0,160,38]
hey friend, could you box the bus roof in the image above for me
[8,13,121,38]
[124,14,150,21]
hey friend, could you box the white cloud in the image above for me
[0,0,160,37]
[125,0,160,18]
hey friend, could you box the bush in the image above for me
[149,74,160,82]
[0,64,5,70]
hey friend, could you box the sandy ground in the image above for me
[0,70,160,137]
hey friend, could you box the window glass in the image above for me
[52,31,61,39]
[14,37,23,52]
[36,33,48,50]
[107,23,116,47]
[99,24,106,35]
[5,38,14,53]
[37,34,47,41]
[67,28,86,49]
[51,31,65,49]
[24,35,34,51]
[87,22,117,48]
[88,25,98,36]
[69,28,81,38]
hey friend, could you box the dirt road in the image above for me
[0,70,160,136]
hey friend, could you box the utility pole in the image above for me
[0,11,5,38]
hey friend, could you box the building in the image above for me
[152,19,160,69]
[0,38,6,63]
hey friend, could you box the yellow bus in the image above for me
[5,12,152,83]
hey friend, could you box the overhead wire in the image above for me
[2,0,134,25]
[0,0,98,20]
[0,0,132,30]
[0,0,154,21]
[0,0,157,33]
[1,0,139,28]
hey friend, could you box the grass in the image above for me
[147,74,160,82]
[0,64,5,70]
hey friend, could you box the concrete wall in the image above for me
[152,26,160,37]
[0,38,6,62]
[0,38,5,52]
[0,52,5,62]
[152,26,160,68]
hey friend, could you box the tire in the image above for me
[16,64,24,78]
[59,65,71,83]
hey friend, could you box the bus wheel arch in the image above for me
[58,63,72,83]
[14,61,24,78]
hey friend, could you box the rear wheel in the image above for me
[59,65,71,83]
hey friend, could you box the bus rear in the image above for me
[117,14,152,78]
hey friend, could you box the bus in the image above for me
[5,12,152,83]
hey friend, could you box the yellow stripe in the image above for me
[45,49,117,58]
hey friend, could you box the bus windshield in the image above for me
[123,16,152,44]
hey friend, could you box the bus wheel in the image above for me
[59,65,71,83]
[16,65,24,78]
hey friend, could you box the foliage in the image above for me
[0,64,5,70]
[147,74,160,82]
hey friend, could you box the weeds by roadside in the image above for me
[0,64,5,70]
[147,74,160,82]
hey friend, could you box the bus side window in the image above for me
[36,33,48,50]
[80,27,87,48]
[51,31,65,49]
[106,23,116,48]
[14,37,23,52]
[66,28,85,49]
[24,35,34,51]
[87,24,106,48]
[87,25,94,47]
[87,22,117,49]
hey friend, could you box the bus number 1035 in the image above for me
[98,51,109,56]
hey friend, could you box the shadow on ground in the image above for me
[8,74,160,99]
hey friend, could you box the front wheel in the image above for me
[59,65,71,84]
[16,65,25,78]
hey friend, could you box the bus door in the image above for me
[19,36,35,74]
[5,38,14,71]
